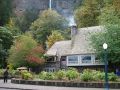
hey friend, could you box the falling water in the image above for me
[67,16,76,26]
[49,0,52,9]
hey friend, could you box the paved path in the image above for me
[0,80,119,90]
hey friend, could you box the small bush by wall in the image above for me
[56,70,66,80]
[39,71,55,80]
[21,70,33,80]
[0,69,4,77]
[80,69,118,82]
[66,68,79,80]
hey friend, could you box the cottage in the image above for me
[45,26,104,72]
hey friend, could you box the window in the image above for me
[81,55,91,63]
[68,55,78,64]
[47,57,55,62]
[44,68,55,72]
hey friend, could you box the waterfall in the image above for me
[49,0,52,9]
[67,16,76,26]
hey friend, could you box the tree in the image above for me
[91,6,120,67]
[75,0,103,28]
[8,34,45,68]
[6,18,21,36]
[46,31,64,49]
[26,45,45,67]
[30,9,67,46]
[0,27,13,68]
[0,0,12,26]
[14,8,39,33]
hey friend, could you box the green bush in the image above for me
[39,71,47,80]
[56,70,66,80]
[108,72,118,81]
[93,71,118,81]
[81,69,118,82]
[81,69,94,82]
[66,68,79,80]
[46,72,55,80]
[0,69,4,77]
[93,71,105,81]
[21,70,33,80]
[39,71,55,80]
[9,70,21,78]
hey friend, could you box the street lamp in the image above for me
[103,43,109,90]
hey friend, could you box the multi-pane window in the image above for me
[67,55,94,66]
[67,55,78,64]
[81,55,92,63]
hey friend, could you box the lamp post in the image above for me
[103,43,109,90]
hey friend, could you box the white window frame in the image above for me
[67,55,96,66]
[81,55,92,64]
[67,55,79,66]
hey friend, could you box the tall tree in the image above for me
[0,0,12,26]
[30,9,67,46]
[75,0,104,28]
[0,27,13,68]
[91,5,120,67]
[14,8,39,33]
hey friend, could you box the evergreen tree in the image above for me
[0,0,12,26]
[0,27,13,68]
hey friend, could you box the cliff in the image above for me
[12,0,82,17]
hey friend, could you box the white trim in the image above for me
[67,55,79,66]
[67,54,103,66]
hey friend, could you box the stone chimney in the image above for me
[71,25,77,38]
[71,25,77,47]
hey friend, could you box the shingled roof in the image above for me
[46,40,71,56]
[46,26,104,56]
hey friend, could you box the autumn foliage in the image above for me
[26,45,45,65]
[8,34,45,67]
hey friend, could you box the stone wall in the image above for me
[11,78,120,89]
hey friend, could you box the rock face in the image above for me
[12,0,82,16]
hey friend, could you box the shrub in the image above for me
[0,69,4,77]
[39,71,47,80]
[93,71,118,81]
[46,72,55,80]
[56,70,66,80]
[9,70,21,78]
[93,71,105,81]
[81,69,118,82]
[108,72,118,81]
[21,70,33,80]
[81,69,94,82]
[39,71,55,80]
[66,68,79,80]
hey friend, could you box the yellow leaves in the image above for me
[7,18,15,29]
[46,31,64,49]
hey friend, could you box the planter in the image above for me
[11,78,120,89]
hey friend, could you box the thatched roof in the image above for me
[46,26,104,56]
